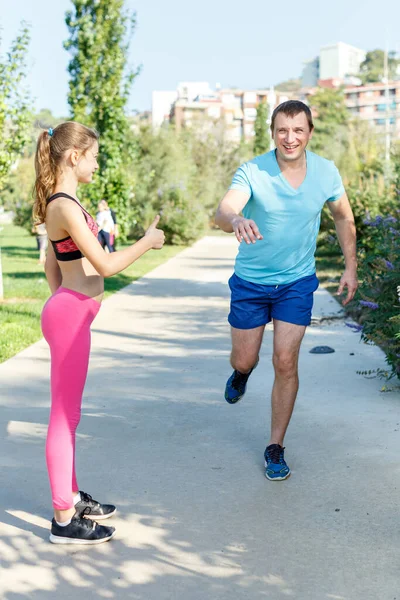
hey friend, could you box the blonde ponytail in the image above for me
[33,130,56,223]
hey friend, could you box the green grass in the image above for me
[0,224,184,363]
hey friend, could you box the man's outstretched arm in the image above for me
[215,189,263,244]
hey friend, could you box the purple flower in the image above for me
[359,300,379,310]
[389,227,400,236]
[384,216,397,224]
[364,215,383,227]
[345,322,363,332]
[384,260,394,270]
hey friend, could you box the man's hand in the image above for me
[231,216,263,244]
[337,269,358,306]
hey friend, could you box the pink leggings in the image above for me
[41,287,100,510]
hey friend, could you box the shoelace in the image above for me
[73,507,97,530]
[80,491,100,508]
[231,370,248,391]
[266,445,285,465]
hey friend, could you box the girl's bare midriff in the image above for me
[58,258,104,303]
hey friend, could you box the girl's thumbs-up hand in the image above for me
[144,215,165,249]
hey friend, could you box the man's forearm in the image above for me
[215,208,239,233]
[335,218,357,270]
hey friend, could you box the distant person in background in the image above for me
[96,200,114,253]
[104,201,118,251]
[32,222,48,265]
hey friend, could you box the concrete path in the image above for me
[0,236,398,600]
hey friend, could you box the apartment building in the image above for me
[320,42,366,81]
[152,82,216,129]
[300,79,400,138]
[302,42,365,88]
[344,81,400,135]
[167,85,292,143]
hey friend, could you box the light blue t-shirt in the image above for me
[229,149,345,285]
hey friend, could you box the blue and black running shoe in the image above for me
[264,444,291,481]
[224,359,258,404]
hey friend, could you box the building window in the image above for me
[347,92,359,102]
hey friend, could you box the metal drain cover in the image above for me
[309,346,335,354]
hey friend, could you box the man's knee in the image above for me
[231,353,258,374]
[272,352,298,377]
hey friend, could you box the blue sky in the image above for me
[1,0,399,117]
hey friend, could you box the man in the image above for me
[215,100,357,481]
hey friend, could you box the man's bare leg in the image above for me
[230,325,265,373]
[268,319,306,446]
[225,325,265,404]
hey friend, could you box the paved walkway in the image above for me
[0,236,398,600]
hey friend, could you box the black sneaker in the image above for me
[224,358,259,404]
[75,491,116,520]
[49,507,116,545]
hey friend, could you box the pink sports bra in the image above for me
[46,193,99,261]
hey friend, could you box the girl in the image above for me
[33,122,165,545]
[96,199,115,253]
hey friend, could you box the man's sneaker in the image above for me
[224,359,259,404]
[264,444,291,481]
[49,507,116,545]
[75,491,116,520]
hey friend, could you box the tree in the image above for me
[0,23,32,194]
[3,108,72,231]
[309,87,348,158]
[64,0,140,237]
[35,108,66,128]
[359,50,400,84]
[253,101,270,155]
[129,118,250,244]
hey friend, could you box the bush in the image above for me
[156,187,208,245]
[319,178,389,247]
[13,203,33,229]
[355,211,400,379]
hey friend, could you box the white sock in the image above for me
[56,518,71,527]
[73,492,81,505]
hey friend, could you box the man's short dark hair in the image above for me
[270,100,314,132]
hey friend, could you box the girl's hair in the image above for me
[33,121,99,223]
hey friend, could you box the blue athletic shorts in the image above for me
[228,272,319,329]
